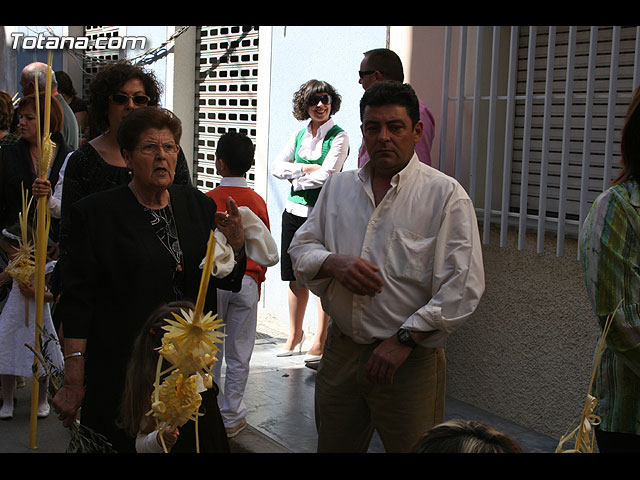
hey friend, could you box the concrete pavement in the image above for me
[0,315,559,454]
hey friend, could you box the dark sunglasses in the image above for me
[309,94,332,106]
[358,70,382,79]
[109,93,151,106]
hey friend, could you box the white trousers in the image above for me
[213,275,259,428]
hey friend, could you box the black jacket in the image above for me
[53,183,245,452]
[0,132,70,240]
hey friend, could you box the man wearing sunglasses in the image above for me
[19,62,80,150]
[357,49,435,169]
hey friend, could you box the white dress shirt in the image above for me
[288,153,485,348]
[271,118,349,218]
[48,151,74,219]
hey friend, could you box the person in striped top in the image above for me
[580,85,640,453]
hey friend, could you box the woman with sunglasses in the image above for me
[48,62,192,300]
[52,107,245,452]
[271,79,349,365]
[57,62,190,241]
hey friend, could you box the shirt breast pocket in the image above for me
[385,227,435,284]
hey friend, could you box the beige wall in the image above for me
[446,227,600,440]
[390,26,449,170]
[393,26,602,440]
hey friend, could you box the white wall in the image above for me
[259,25,388,335]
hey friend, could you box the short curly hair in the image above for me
[0,90,14,131]
[292,79,341,121]
[116,107,182,155]
[88,61,162,134]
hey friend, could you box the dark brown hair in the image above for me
[613,85,640,185]
[0,90,14,131]
[88,61,161,135]
[412,419,523,453]
[360,81,420,128]
[363,48,405,83]
[292,79,342,121]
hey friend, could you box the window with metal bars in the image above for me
[440,26,640,256]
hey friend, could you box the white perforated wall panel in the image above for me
[194,26,260,192]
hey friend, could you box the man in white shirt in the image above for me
[289,81,485,452]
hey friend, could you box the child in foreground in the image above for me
[118,301,229,453]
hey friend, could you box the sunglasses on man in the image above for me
[358,70,383,79]
[109,93,151,106]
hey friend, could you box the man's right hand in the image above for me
[319,254,383,296]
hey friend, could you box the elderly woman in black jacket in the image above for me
[52,107,246,452]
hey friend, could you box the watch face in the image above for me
[398,329,412,345]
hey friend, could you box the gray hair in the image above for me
[21,62,57,90]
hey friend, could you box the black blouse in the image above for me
[0,133,70,241]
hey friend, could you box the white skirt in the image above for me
[0,264,63,378]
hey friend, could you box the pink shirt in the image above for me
[358,98,435,168]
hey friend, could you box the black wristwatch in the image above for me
[397,328,418,348]
[234,245,246,259]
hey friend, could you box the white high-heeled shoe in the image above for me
[303,353,322,363]
[276,332,305,357]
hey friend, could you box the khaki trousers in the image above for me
[315,323,446,453]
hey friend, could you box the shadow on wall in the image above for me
[445,225,600,440]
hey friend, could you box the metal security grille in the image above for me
[440,26,640,256]
[81,26,124,98]
[194,26,260,193]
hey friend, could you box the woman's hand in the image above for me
[18,282,36,299]
[215,196,245,252]
[0,271,11,286]
[32,178,52,199]
[302,164,322,174]
[159,426,180,449]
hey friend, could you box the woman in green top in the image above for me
[271,80,349,364]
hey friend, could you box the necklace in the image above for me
[132,185,183,273]
[152,201,183,273]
